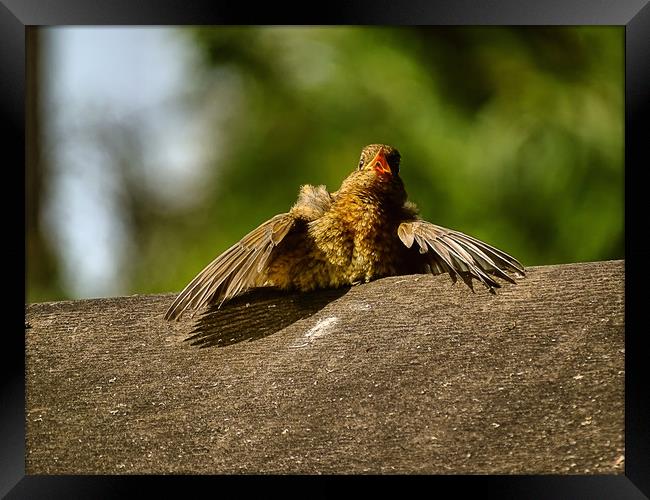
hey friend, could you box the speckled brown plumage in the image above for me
[165,144,525,320]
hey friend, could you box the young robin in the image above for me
[165,144,525,320]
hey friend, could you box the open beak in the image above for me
[370,148,392,176]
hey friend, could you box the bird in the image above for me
[164,144,525,320]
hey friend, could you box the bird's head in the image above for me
[337,143,406,205]
[357,144,401,178]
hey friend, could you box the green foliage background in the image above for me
[30,27,624,301]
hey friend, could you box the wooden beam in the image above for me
[25,260,624,474]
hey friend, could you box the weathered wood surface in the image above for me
[25,260,625,474]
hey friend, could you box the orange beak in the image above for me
[370,148,392,176]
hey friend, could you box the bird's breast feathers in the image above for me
[308,195,405,282]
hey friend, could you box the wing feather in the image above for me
[397,219,525,292]
[166,184,334,320]
[164,214,297,320]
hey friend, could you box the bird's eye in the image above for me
[358,159,364,170]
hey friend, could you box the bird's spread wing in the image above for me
[397,220,525,292]
[165,184,333,320]
[164,213,298,320]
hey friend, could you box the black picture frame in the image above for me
[6,0,649,497]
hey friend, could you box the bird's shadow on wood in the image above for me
[185,286,350,348]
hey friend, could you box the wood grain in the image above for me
[25,260,625,474]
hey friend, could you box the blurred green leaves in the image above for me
[150,27,621,291]
[33,27,624,300]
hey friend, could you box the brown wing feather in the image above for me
[164,214,298,320]
[165,184,333,320]
[397,220,525,292]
